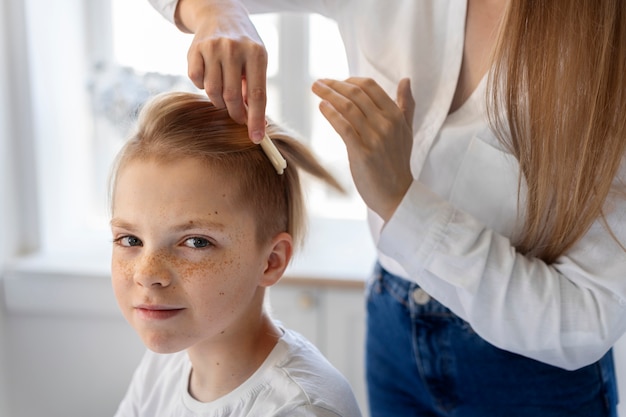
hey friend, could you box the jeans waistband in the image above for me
[372,263,460,319]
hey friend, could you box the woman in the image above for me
[148,1,626,415]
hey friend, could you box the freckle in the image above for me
[216,362,220,366]
[219,292,225,296]
[214,211,218,215]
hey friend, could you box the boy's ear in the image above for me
[260,232,293,287]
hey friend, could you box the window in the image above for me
[7,0,373,281]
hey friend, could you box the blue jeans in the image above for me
[365,265,618,417]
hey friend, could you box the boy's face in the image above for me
[110,158,273,354]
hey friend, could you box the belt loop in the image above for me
[365,263,383,297]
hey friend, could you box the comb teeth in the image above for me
[260,134,287,175]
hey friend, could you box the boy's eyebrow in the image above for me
[110,218,226,231]
[171,220,226,232]
[110,218,135,230]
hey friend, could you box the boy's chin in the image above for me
[140,333,189,355]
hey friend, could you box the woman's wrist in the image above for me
[175,0,244,33]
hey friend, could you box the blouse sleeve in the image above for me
[147,0,341,23]
[378,179,626,370]
[147,0,178,23]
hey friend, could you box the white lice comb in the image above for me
[260,134,287,175]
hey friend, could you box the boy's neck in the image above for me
[186,313,282,403]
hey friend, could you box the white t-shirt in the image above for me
[148,0,626,371]
[114,328,362,416]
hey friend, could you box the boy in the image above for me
[110,92,361,416]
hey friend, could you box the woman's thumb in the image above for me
[396,78,415,129]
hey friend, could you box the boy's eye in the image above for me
[116,236,142,247]
[184,237,211,249]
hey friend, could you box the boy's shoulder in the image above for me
[274,327,345,382]
[266,327,362,416]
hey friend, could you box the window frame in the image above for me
[0,0,39,264]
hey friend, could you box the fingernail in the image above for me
[251,130,264,144]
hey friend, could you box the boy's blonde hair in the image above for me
[110,91,343,248]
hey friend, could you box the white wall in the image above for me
[4,305,144,417]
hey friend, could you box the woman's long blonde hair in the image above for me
[110,92,343,249]
[488,0,626,263]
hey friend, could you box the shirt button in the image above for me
[412,288,431,305]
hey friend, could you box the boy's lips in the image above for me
[134,304,185,320]
[135,304,185,310]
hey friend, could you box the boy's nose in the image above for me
[133,251,173,288]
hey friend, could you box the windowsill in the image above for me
[3,217,376,316]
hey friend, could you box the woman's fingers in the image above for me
[187,42,207,91]
[396,78,415,129]
[184,5,268,142]
[312,79,367,147]
[218,52,249,124]
[313,77,411,145]
[242,48,269,142]
[312,77,415,221]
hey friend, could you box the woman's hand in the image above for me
[312,77,415,221]
[177,0,268,142]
